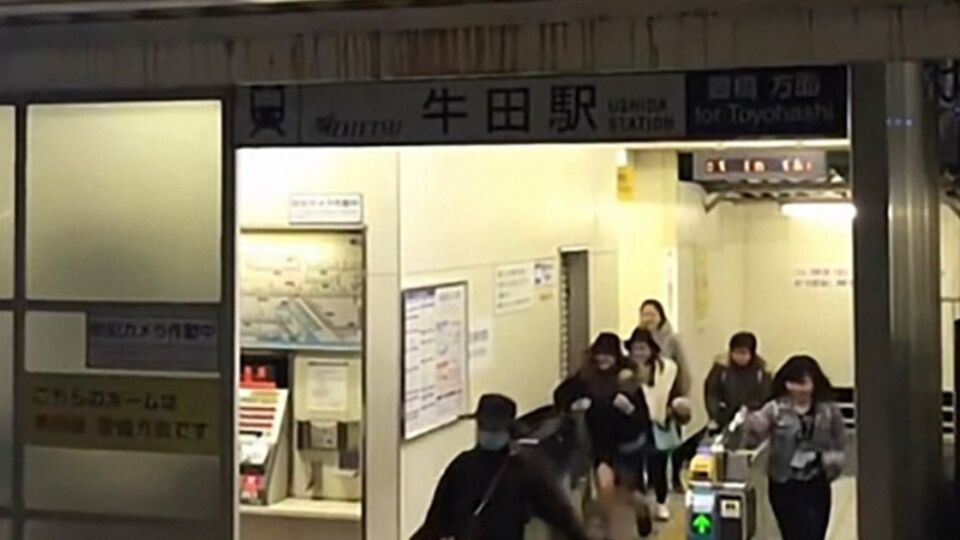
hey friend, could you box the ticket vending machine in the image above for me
[238,229,366,506]
[290,353,363,501]
[238,352,291,506]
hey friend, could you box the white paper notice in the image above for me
[468,320,494,371]
[307,361,349,413]
[534,258,558,302]
[289,193,363,225]
[495,263,535,314]
[534,259,557,287]
[793,267,852,288]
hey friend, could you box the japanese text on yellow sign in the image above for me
[22,373,220,455]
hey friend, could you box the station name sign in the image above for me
[236,65,847,146]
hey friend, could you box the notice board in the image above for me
[22,373,220,455]
[402,283,469,440]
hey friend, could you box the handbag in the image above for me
[652,420,681,451]
[461,455,512,540]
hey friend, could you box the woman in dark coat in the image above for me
[555,332,653,538]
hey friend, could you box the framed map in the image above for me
[239,230,363,351]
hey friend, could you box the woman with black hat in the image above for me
[554,332,653,538]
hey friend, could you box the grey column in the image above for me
[853,62,944,540]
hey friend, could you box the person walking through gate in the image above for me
[744,355,846,540]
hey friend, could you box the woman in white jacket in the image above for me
[624,328,685,522]
[639,299,692,492]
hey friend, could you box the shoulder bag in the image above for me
[461,455,513,540]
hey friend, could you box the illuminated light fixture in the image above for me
[780,202,857,221]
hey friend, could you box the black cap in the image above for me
[466,394,517,432]
[591,332,623,357]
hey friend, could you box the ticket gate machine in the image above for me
[686,419,773,540]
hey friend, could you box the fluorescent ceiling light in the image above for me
[780,202,857,221]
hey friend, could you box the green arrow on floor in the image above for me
[692,513,713,535]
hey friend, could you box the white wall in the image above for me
[677,190,855,388]
[616,152,679,336]
[397,146,619,538]
[741,204,855,385]
[637,173,960,416]
[677,184,747,429]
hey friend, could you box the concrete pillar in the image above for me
[852,62,944,540]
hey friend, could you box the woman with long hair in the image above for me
[639,299,690,395]
[639,299,692,492]
[745,355,846,540]
[624,327,685,522]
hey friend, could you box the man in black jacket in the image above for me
[411,394,589,540]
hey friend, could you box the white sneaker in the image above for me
[655,504,671,521]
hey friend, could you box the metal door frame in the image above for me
[0,87,236,540]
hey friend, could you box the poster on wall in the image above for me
[239,231,363,351]
[534,258,559,301]
[495,263,535,314]
[403,283,469,440]
[468,320,494,372]
[694,249,711,328]
[22,373,220,455]
[664,249,680,329]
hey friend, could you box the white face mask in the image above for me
[476,430,510,451]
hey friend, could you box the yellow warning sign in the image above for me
[22,373,220,455]
[617,166,638,201]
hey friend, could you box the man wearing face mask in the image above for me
[411,394,590,540]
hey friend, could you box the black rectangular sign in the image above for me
[686,65,848,139]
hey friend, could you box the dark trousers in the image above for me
[768,476,832,540]
[671,427,705,486]
[640,451,669,504]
